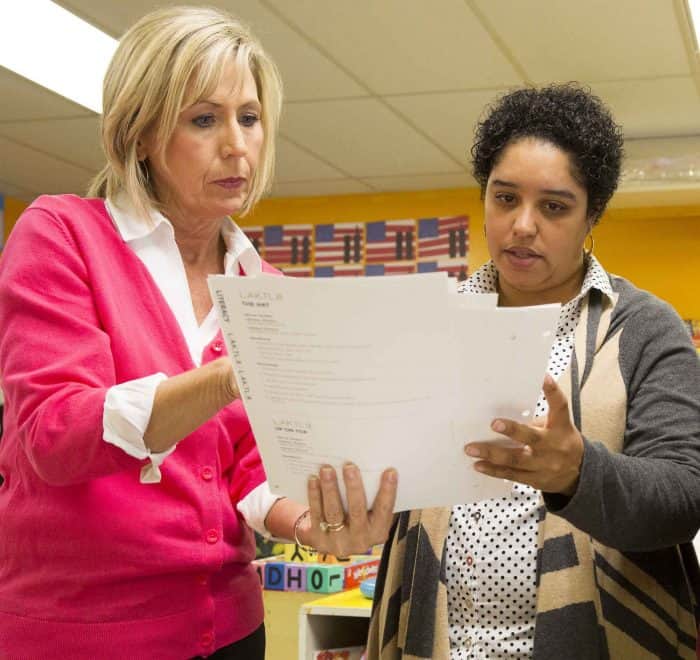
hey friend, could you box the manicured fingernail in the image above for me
[492,420,506,433]
[543,374,555,388]
[465,445,480,457]
[385,468,398,484]
[320,466,334,482]
[344,463,358,481]
[473,463,485,472]
[308,475,320,490]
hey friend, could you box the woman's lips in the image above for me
[213,177,245,189]
[503,247,542,268]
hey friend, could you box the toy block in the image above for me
[264,561,286,591]
[283,542,317,563]
[316,552,353,565]
[343,557,380,589]
[252,556,277,588]
[284,563,307,592]
[306,564,345,594]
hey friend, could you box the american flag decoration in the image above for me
[365,263,416,276]
[281,265,313,278]
[417,258,468,281]
[315,264,363,278]
[241,225,264,255]
[365,219,417,264]
[417,215,468,260]
[263,224,313,267]
[242,213,468,280]
[315,223,363,265]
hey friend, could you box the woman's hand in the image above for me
[299,463,397,557]
[464,374,584,495]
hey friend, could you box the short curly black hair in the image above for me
[471,83,624,223]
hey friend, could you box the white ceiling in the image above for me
[1,0,700,202]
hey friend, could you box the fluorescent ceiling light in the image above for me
[689,0,700,51]
[0,0,117,113]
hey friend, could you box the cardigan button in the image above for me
[200,631,214,647]
[201,466,214,482]
[206,529,220,544]
[212,341,223,353]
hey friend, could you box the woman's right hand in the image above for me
[301,463,397,557]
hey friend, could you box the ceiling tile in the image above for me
[0,136,94,197]
[386,89,508,163]
[270,179,373,197]
[360,173,475,192]
[592,78,700,138]
[265,0,522,93]
[0,67,92,121]
[58,0,365,100]
[229,2,367,101]
[474,0,691,81]
[0,117,103,171]
[282,98,463,177]
[275,138,348,182]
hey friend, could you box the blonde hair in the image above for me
[88,5,282,220]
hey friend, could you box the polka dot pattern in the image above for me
[447,257,612,658]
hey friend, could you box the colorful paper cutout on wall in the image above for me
[245,214,469,280]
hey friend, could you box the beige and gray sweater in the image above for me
[367,273,700,659]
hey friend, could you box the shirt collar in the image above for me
[105,193,262,276]
[460,255,613,305]
[106,192,169,242]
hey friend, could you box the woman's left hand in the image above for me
[464,374,584,496]
[302,463,398,557]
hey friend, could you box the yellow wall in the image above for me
[245,188,700,319]
[597,206,700,319]
[4,190,700,317]
[3,196,28,245]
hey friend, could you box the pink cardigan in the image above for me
[0,195,276,659]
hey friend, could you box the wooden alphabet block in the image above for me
[264,561,286,591]
[306,564,345,594]
[283,542,317,563]
[284,563,307,591]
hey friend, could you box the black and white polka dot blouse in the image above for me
[447,257,612,659]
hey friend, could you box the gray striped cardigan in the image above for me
[367,274,700,659]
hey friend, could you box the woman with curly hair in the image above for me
[367,84,700,659]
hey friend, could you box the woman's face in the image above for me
[142,62,263,225]
[484,137,592,306]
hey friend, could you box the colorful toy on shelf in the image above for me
[253,544,380,594]
[359,577,376,599]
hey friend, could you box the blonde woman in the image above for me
[0,7,396,659]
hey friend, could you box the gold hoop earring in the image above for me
[584,233,595,258]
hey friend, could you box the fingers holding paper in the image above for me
[465,374,584,496]
[304,463,397,556]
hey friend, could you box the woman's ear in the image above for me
[136,140,147,162]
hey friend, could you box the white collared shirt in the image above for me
[101,195,278,536]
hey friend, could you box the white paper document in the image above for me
[209,272,559,512]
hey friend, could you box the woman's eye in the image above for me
[192,114,216,128]
[240,113,260,127]
[543,201,567,214]
[495,192,515,205]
